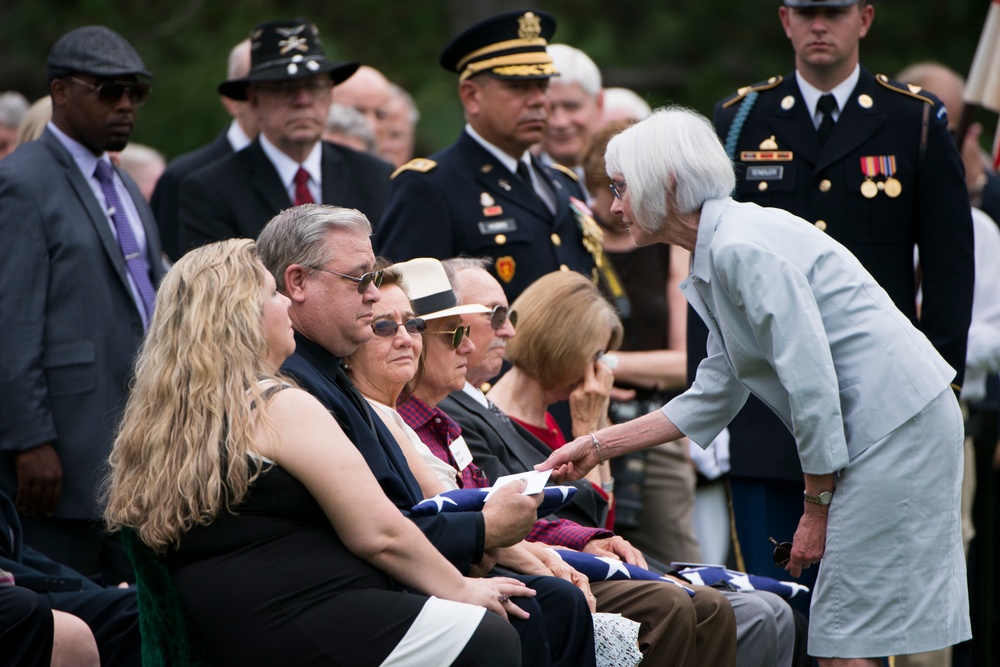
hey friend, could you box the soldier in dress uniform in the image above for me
[376,9,603,303]
[703,0,975,610]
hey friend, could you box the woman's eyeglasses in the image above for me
[310,266,384,294]
[769,537,792,567]
[486,305,518,330]
[371,318,426,337]
[609,179,627,200]
[426,324,472,349]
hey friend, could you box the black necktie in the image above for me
[515,159,534,188]
[335,362,376,431]
[816,94,838,144]
[487,398,513,427]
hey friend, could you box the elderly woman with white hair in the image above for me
[539,107,970,665]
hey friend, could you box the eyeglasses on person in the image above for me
[769,537,792,567]
[426,324,472,349]
[372,318,426,337]
[609,179,627,200]
[485,305,518,330]
[69,76,151,106]
[310,266,384,294]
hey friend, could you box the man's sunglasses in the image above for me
[310,266,384,294]
[69,76,151,106]
[426,324,472,349]
[371,318,426,337]
[485,305,518,330]
[769,537,792,567]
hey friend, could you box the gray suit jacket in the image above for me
[440,389,608,528]
[0,129,166,519]
[666,198,955,474]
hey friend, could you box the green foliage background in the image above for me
[0,0,992,159]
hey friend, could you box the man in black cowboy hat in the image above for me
[178,18,392,253]
[376,10,600,304]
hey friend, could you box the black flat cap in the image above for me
[47,26,151,83]
[219,19,359,100]
[783,0,860,6]
[440,9,558,82]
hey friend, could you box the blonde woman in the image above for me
[104,238,529,666]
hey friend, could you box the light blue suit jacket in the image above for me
[664,198,955,474]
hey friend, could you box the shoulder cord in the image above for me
[724,91,759,160]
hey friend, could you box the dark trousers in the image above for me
[0,586,53,667]
[20,517,134,585]
[500,571,596,667]
[730,477,819,617]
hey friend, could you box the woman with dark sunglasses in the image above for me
[343,262,469,495]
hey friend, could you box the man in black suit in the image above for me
[257,203,598,667]
[150,38,257,261]
[707,0,974,598]
[377,9,600,303]
[178,19,392,254]
[0,26,166,583]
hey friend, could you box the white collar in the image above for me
[259,133,323,192]
[795,64,860,125]
[461,381,491,409]
[227,120,254,152]
[464,124,532,176]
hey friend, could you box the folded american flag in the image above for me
[411,485,577,519]
[548,549,696,597]
[676,566,811,600]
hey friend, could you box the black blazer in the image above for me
[178,138,392,253]
[377,130,596,302]
[281,334,485,574]
[151,129,233,261]
[707,67,974,480]
[0,129,166,519]
[439,390,608,529]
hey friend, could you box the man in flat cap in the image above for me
[703,0,973,658]
[376,9,600,304]
[178,18,392,253]
[0,25,165,583]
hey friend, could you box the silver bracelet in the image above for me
[590,433,606,465]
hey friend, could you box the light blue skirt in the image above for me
[808,389,971,658]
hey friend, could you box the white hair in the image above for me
[602,87,651,122]
[547,44,601,96]
[605,106,735,232]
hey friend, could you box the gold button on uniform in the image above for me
[758,182,768,192]
[560,264,570,271]
[494,234,507,245]
[815,220,827,232]
[550,233,561,246]
[819,179,832,192]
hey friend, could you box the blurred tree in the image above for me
[0,0,992,159]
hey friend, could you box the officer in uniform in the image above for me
[376,9,601,303]
[703,0,974,606]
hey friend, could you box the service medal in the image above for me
[860,180,878,198]
[880,156,901,198]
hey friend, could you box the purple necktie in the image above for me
[94,160,157,325]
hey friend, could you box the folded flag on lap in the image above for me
[411,485,577,519]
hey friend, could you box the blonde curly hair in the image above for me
[103,239,281,554]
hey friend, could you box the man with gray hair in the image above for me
[151,38,258,260]
[539,43,604,181]
[257,203,598,667]
[0,91,29,160]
